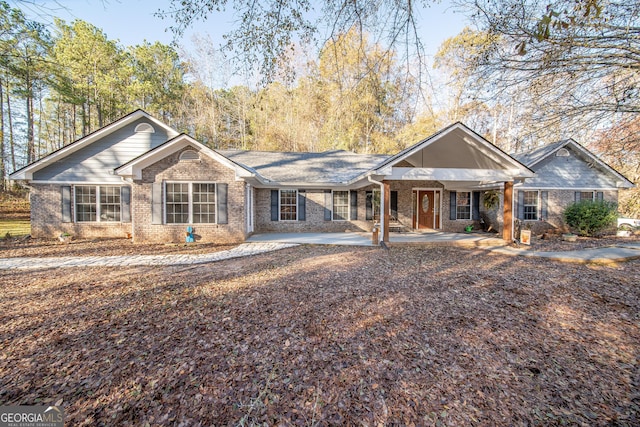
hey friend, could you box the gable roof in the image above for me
[115,134,256,180]
[370,122,534,178]
[513,139,634,188]
[218,149,388,185]
[9,110,179,180]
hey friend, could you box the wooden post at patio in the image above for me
[383,181,390,243]
[503,181,513,242]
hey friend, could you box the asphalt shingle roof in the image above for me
[218,149,389,184]
[511,140,570,167]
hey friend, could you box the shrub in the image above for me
[563,200,618,237]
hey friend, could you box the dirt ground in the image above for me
[1,231,638,259]
[1,244,638,425]
[0,237,238,258]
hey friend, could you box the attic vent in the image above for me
[556,148,570,157]
[179,150,200,161]
[135,123,155,133]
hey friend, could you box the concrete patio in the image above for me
[247,231,506,247]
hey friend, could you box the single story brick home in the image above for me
[9,110,634,244]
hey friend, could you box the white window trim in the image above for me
[332,190,350,222]
[522,190,540,221]
[164,181,218,224]
[413,187,443,229]
[74,185,122,223]
[455,191,472,220]
[279,189,298,222]
[579,191,598,202]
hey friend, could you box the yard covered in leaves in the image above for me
[1,245,638,425]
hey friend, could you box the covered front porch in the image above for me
[354,123,534,244]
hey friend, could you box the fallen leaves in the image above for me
[0,244,638,425]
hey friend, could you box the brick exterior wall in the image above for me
[131,146,247,243]
[516,189,618,235]
[254,188,372,233]
[29,184,132,239]
[253,181,507,235]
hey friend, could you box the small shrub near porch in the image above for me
[563,200,618,237]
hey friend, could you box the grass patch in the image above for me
[0,219,31,238]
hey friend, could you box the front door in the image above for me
[415,190,441,229]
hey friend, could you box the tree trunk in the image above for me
[6,81,16,172]
[0,80,5,191]
[26,74,35,164]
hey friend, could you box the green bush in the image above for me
[563,200,618,237]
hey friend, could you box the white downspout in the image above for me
[368,175,384,244]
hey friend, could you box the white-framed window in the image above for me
[192,183,216,223]
[366,189,381,220]
[279,189,297,221]
[75,185,121,222]
[576,191,604,203]
[332,190,349,221]
[456,191,471,220]
[523,191,539,220]
[580,191,596,202]
[165,182,216,224]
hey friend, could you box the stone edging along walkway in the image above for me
[0,242,638,270]
[0,242,300,270]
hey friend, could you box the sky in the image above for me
[13,0,471,58]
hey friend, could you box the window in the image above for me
[580,191,594,202]
[366,190,381,220]
[165,182,217,224]
[76,186,97,222]
[456,191,471,220]
[523,191,539,220]
[280,189,297,221]
[166,183,190,224]
[192,183,216,223]
[100,186,121,221]
[333,191,349,221]
[75,186,122,222]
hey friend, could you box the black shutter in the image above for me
[517,190,525,220]
[121,186,131,223]
[541,191,548,220]
[365,191,373,220]
[151,182,162,224]
[472,191,481,220]
[217,183,228,224]
[449,191,457,220]
[298,190,306,221]
[575,191,581,202]
[391,191,398,220]
[270,190,279,221]
[61,186,72,223]
[596,191,604,201]
[350,190,358,220]
[324,190,332,221]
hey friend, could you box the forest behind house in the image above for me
[0,0,637,216]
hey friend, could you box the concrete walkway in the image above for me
[0,238,638,270]
[486,242,640,264]
[0,242,299,270]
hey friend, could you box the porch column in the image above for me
[503,181,513,242]
[383,181,390,243]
